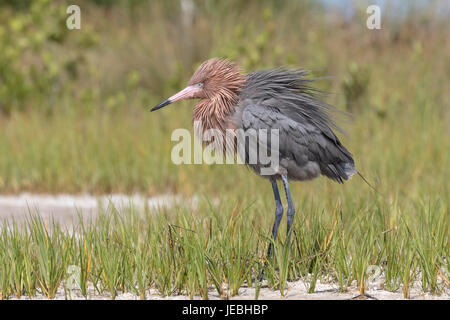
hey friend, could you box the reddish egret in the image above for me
[152,58,356,261]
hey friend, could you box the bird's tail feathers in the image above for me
[343,163,357,180]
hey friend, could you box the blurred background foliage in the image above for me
[0,0,448,196]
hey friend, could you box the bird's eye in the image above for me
[197,82,204,88]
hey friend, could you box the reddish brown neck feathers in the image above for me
[190,58,247,135]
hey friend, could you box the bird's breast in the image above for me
[193,101,238,154]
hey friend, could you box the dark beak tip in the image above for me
[150,99,171,112]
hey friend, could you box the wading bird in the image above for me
[151,58,356,261]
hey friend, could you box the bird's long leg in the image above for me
[281,175,295,242]
[266,178,284,260]
[258,178,284,282]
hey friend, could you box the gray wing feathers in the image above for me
[238,93,356,182]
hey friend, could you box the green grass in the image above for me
[0,196,447,300]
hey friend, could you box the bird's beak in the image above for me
[151,85,201,112]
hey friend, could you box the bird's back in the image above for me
[232,69,356,183]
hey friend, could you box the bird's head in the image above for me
[151,58,246,112]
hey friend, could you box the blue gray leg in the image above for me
[281,175,295,242]
[266,178,284,260]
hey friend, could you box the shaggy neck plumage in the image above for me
[190,58,247,149]
[193,88,240,134]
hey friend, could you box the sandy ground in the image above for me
[10,280,450,300]
[0,193,182,224]
[2,193,449,300]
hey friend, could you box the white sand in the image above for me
[0,193,183,224]
[9,279,449,300]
